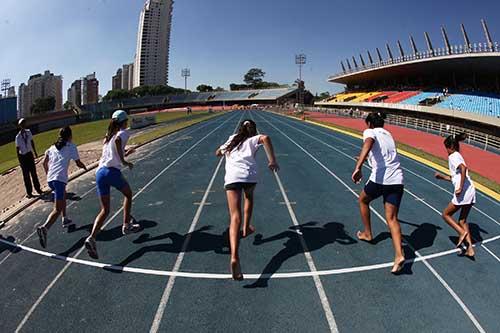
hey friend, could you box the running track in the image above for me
[0,110,498,333]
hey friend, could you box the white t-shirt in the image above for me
[98,130,130,170]
[45,143,80,184]
[15,129,34,155]
[220,134,263,186]
[363,128,404,185]
[448,151,476,205]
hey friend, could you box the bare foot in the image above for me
[456,232,468,248]
[357,230,373,243]
[231,260,243,281]
[465,247,475,258]
[241,225,256,238]
[391,257,405,274]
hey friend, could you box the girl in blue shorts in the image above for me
[352,112,405,274]
[84,110,140,259]
[36,127,87,248]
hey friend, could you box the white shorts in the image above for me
[452,183,476,206]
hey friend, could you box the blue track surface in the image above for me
[0,110,498,333]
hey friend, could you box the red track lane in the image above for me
[305,113,500,184]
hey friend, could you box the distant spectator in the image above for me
[15,118,43,198]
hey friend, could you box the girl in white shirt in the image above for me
[352,112,406,274]
[435,133,476,257]
[85,110,140,259]
[216,119,279,280]
[36,127,86,248]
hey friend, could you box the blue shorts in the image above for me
[96,167,128,196]
[364,181,404,208]
[48,180,66,201]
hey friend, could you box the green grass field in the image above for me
[0,111,216,174]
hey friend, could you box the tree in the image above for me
[31,96,56,114]
[244,68,266,86]
[197,84,214,92]
[214,86,225,91]
[63,101,73,111]
[230,83,249,91]
[315,92,331,101]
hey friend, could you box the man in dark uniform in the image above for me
[15,118,43,198]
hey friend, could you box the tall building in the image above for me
[82,73,99,105]
[67,79,82,107]
[133,0,173,87]
[7,86,16,97]
[18,70,63,118]
[121,63,134,90]
[112,68,122,90]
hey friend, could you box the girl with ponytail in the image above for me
[435,133,476,257]
[85,110,140,259]
[216,119,279,280]
[36,126,87,248]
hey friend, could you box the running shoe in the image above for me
[36,225,47,248]
[84,236,98,259]
[122,219,142,235]
[62,217,74,228]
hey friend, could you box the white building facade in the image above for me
[133,0,173,87]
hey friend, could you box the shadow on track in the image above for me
[244,222,356,288]
[58,220,158,257]
[106,225,230,272]
[0,235,21,256]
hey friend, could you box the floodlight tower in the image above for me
[1,79,11,98]
[295,54,306,82]
[181,68,190,94]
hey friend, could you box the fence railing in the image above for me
[274,106,500,153]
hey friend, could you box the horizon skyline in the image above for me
[2,0,500,101]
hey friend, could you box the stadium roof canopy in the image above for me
[329,52,500,89]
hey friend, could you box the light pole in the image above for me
[181,68,190,94]
[295,54,306,82]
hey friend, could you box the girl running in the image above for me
[36,127,87,248]
[216,119,279,280]
[351,112,406,274]
[85,110,140,259]
[435,133,476,257]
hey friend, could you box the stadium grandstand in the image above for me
[316,19,500,137]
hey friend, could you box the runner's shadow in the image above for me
[0,236,21,256]
[105,225,229,273]
[244,222,356,288]
[58,220,157,257]
[397,220,442,275]
[449,223,487,261]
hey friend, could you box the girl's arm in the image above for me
[42,153,49,174]
[75,159,87,171]
[215,148,224,157]
[434,172,451,182]
[115,137,133,169]
[455,164,467,195]
[351,138,374,183]
[259,135,279,171]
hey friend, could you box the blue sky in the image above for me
[1,0,500,99]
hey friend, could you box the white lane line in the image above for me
[1,234,498,280]
[269,112,500,207]
[268,113,500,226]
[266,114,500,263]
[14,113,238,333]
[149,111,244,333]
[248,111,338,332]
[274,170,339,332]
[256,112,487,333]
[0,113,232,267]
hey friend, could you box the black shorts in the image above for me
[224,182,257,191]
[364,181,404,208]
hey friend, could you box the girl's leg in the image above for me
[458,205,475,256]
[384,202,405,273]
[226,189,243,280]
[90,195,111,239]
[357,190,373,241]
[442,202,468,247]
[36,199,65,248]
[242,186,256,238]
[119,184,132,226]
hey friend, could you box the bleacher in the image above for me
[437,93,500,117]
[401,92,442,106]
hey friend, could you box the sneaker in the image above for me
[84,236,98,259]
[36,225,47,248]
[122,219,142,235]
[62,217,74,228]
